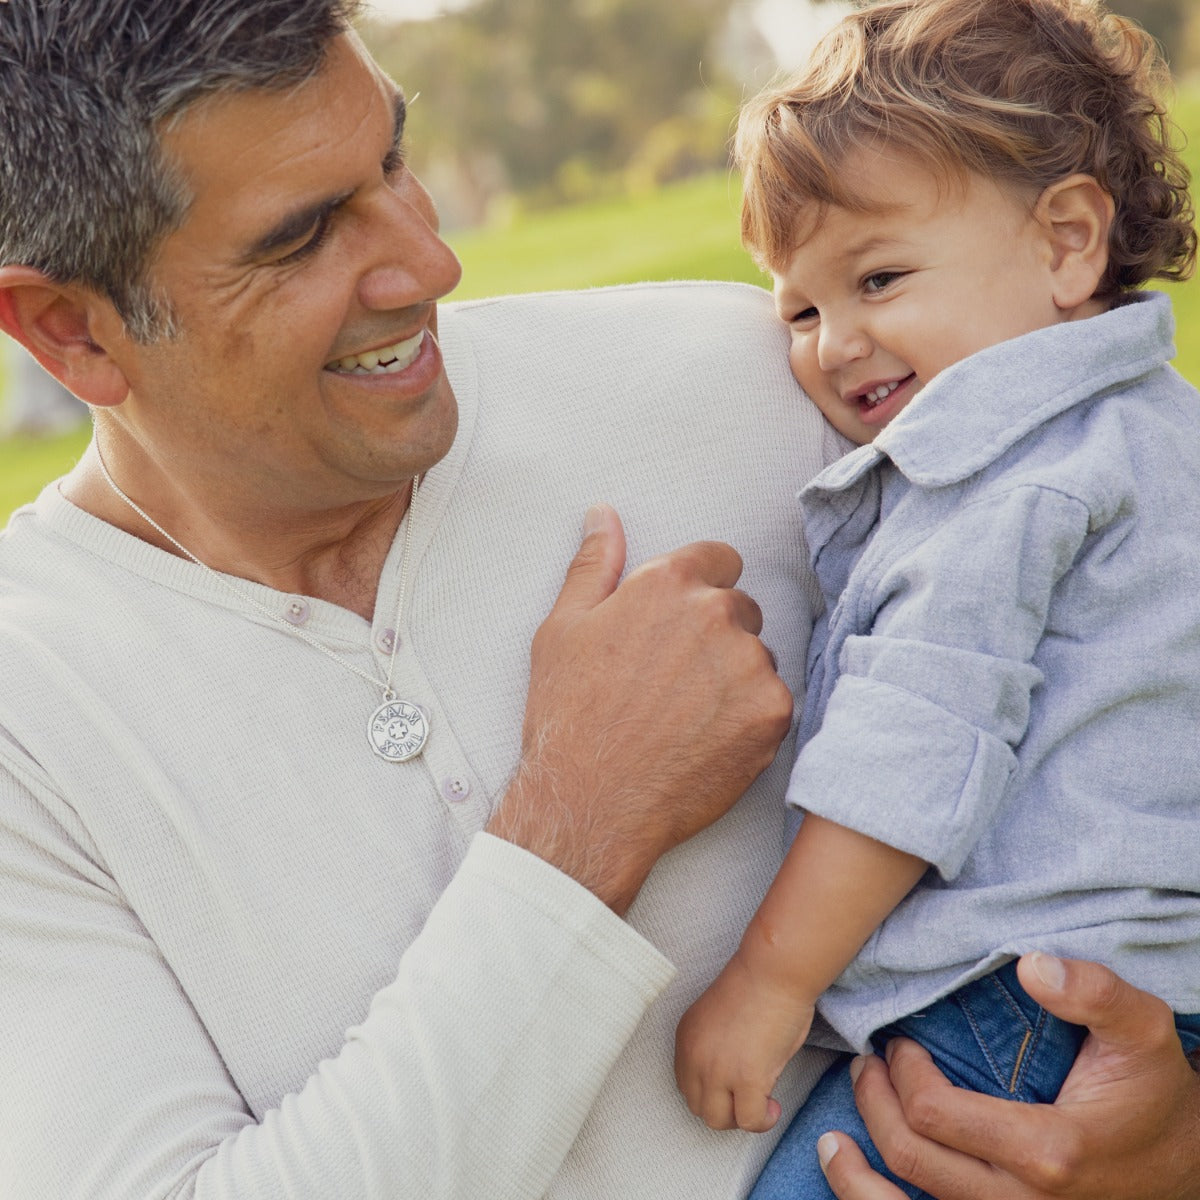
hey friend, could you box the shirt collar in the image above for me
[837,291,1177,489]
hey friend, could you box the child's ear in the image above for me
[0,266,133,408]
[1035,174,1114,312]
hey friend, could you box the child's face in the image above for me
[773,149,1088,445]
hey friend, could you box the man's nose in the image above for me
[357,174,463,312]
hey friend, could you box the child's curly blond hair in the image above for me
[735,0,1196,301]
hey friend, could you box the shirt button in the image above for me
[441,775,471,802]
[376,627,396,653]
[283,598,310,626]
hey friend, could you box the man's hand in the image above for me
[818,953,1200,1200]
[675,956,813,1133]
[488,504,793,914]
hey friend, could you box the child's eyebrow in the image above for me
[836,235,908,264]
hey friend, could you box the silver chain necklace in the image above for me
[95,447,430,763]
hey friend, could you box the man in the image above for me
[0,5,832,1195]
[0,2,1194,1198]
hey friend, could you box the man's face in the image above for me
[772,149,1068,446]
[113,34,463,515]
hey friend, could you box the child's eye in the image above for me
[863,271,903,294]
[791,306,819,326]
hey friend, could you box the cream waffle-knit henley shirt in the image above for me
[0,282,842,1199]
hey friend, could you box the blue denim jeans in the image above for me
[751,960,1200,1200]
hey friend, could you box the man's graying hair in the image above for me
[0,0,362,341]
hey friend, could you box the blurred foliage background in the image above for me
[368,0,1200,226]
[2,0,1199,520]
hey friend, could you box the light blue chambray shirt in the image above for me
[788,291,1200,1052]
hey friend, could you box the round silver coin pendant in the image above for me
[367,699,430,762]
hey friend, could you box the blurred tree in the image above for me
[1111,1,1186,59]
[1107,0,1185,63]
[364,0,741,224]
[361,0,1198,229]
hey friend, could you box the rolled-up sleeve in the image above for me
[788,484,1091,878]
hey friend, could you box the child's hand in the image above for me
[674,955,814,1133]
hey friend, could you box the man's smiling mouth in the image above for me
[326,330,425,375]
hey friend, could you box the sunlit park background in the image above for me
[2,0,1200,522]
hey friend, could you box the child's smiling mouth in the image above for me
[863,377,906,408]
[847,373,919,423]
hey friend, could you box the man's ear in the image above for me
[0,266,133,408]
[1035,174,1115,312]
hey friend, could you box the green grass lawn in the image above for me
[447,172,763,299]
[3,81,1199,523]
[0,425,90,520]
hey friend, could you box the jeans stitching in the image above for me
[956,990,1007,1090]
[958,972,1040,1095]
[988,971,1050,1096]
[983,972,1027,1023]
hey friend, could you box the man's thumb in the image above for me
[555,504,626,615]
[1017,953,1169,1050]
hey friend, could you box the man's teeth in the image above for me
[327,331,425,375]
[863,379,902,407]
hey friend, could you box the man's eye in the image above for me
[279,212,334,264]
[864,271,903,293]
[383,144,406,179]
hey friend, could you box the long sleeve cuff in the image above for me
[787,675,1018,878]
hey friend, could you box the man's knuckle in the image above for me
[903,1090,942,1138]
[1026,1139,1084,1194]
[753,636,778,668]
[878,1131,923,1182]
[1000,1121,1082,1194]
[766,677,794,721]
[698,586,734,622]
[694,537,739,567]
[1144,1021,1181,1059]
[638,552,686,590]
[528,623,557,660]
[1090,968,1124,1010]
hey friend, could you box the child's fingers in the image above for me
[733,1086,779,1133]
[698,1085,738,1131]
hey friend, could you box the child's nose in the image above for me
[817,319,870,372]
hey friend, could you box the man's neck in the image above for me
[63,440,410,622]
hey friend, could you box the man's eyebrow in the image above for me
[238,91,407,264]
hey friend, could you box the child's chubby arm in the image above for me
[674,814,927,1134]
